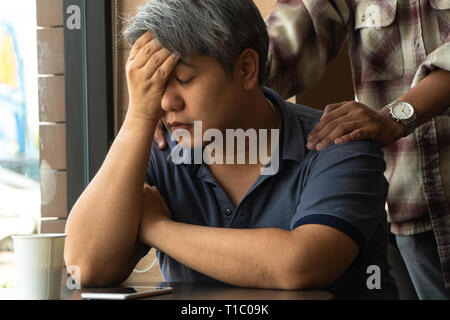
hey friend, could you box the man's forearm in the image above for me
[375,69,450,141]
[399,69,450,127]
[143,220,300,289]
[65,115,158,284]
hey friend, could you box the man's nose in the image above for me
[161,83,184,112]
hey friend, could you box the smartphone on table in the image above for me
[80,286,173,300]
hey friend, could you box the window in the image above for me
[0,0,39,288]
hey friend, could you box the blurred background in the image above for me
[0,0,40,288]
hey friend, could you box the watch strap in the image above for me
[403,112,417,137]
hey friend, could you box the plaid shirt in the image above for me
[265,0,450,286]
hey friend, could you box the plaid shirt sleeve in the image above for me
[412,40,450,86]
[264,0,353,99]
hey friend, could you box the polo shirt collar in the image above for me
[263,86,307,163]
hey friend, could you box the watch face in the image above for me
[392,102,414,120]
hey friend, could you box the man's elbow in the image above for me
[276,264,337,291]
[74,267,103,288]
[276,270,314,291]
[64,254,125,288]
[64,258,100,288]
[64,246,98,287]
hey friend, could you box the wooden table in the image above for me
[62,275,333,300]
[0,270,333,301]
[0,268,332,300]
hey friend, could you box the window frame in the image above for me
[63,0,114,213]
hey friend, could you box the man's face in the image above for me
[161,54,245,149]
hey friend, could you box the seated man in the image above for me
[64,0,398,299]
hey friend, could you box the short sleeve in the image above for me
[145,142,160,187]
[290,141,388,250]
[412,41,450,86]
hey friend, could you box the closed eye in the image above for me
[176,77,193,85]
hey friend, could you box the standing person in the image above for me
[264,0,450,299]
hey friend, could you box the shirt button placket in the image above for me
[414,38,421,48]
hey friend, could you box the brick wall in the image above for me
[36,0,67,233]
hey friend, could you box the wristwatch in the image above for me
[384,100,417,137]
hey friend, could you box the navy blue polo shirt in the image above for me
[145,87,398,299]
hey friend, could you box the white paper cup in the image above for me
[12,234,67,300]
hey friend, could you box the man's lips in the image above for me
[168,122,193,130]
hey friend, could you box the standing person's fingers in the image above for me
[334,127,371,145]
[307,102,352,148]
[153,119,167,149]
[315,120,367,151]
[321,101,350,118]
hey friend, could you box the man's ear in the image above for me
[236,49,259,91]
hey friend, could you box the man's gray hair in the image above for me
[123,0,269,84]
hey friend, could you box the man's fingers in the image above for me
[314,121,357,151]
[335,128,370,145]
[307,123,336,150]
[150,52,180,90]
[143,183,159,199]
[308,102,351,143]
[321,101,349,117]
[132,40,164,69]
[315,121,370,151]
[307,109,352,149]
[154,119,167,149]
[307,114,356,150]
[143,49,172,79]
[128,30,154,61]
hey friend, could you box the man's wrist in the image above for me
[115,114,160,149]
[142,218,173,250]
[378,107,406,141]
[126,102,164,123]
[125,111,162,123]
[122,111,161,132]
